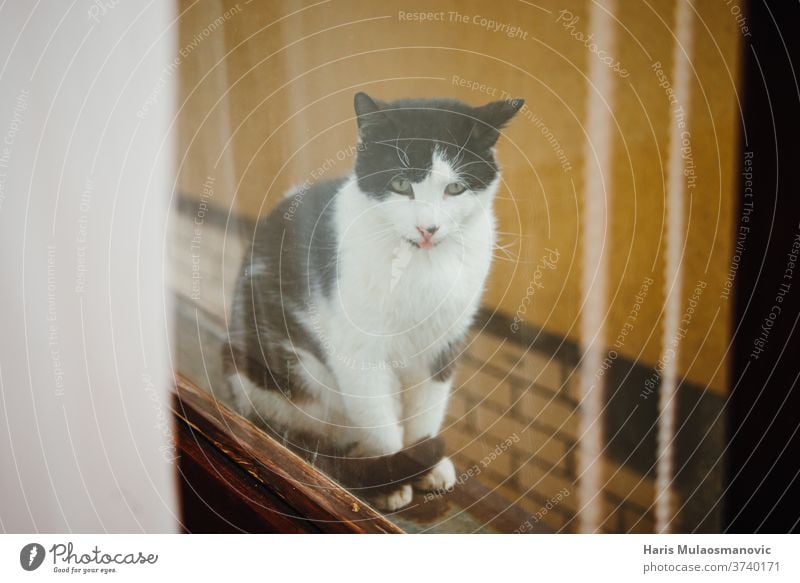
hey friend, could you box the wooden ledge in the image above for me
[172,373,403,533]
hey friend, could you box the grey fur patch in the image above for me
[224,178,345,395]
[430,337,466,382]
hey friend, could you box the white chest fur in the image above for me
[324,179,496,368]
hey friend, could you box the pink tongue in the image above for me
[419,240,433,249]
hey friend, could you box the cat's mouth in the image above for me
[405,237,439,250]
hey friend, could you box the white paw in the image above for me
[370,484,413,511]
[413,456,457,492]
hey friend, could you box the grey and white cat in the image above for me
[223,93,523,510]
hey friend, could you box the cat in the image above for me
[223,92,523,510]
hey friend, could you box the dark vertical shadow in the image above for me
[728,0,800,533]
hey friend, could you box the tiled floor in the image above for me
[170,208,660,533]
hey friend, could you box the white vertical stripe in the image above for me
[208,0,237,203]
[578,0,616,533]
[656,0,694,533]
[0,3,178,531]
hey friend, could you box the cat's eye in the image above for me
[390,177,413,195]
[445,182,467,195]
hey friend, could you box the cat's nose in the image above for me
[416,225,439,239]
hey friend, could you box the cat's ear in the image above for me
[470,98,525,146]
[354,92,394,140]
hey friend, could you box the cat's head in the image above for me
[352,93,523,249]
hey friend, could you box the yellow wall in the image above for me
[177,0,742,393]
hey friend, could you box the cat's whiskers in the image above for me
[454,231,524,263]
[494,240,518,252]
[376,139,410,169]
[491,246,518,263]
[448,127,471,168]
[396,136,411,168]
[495,231,538,238]
[453,159,490,174]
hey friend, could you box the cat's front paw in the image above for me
[369,484,413,511]
[413,456,456,492]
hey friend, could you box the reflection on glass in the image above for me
[171,0,738,533]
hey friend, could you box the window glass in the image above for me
[171,0,740,533]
